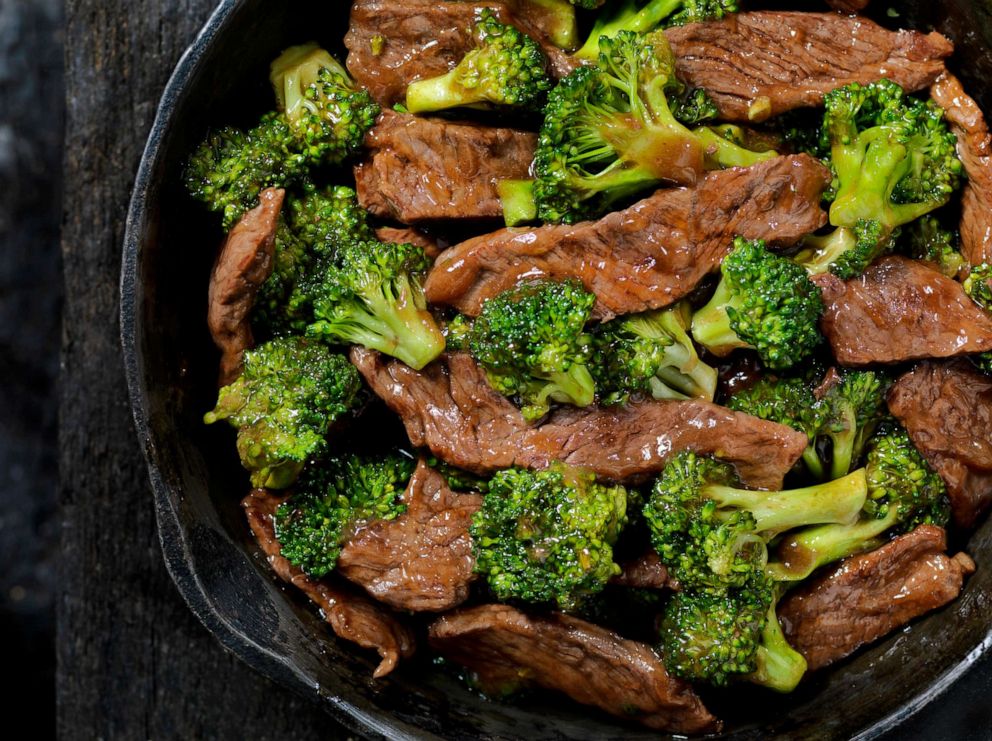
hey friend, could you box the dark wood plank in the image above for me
[57,2,345,737]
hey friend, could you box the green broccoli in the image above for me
[690,237,824,370]
[405,10,552,113]
[253,186,375,337]
[644,451,868,593]
[900,215,966,278]
[767,425,950,581]
[574,0,739,62]
[470,463,628,609]
[513,31,775,225]
[963,263,992,373]
[204,337,363,489]
[186,45,379,229]
[462,279,597,421]
[526,0,582,50]
[304,238,446,370]
[793,80,962,279]
[591,302,718,404]
[273,453,415,577]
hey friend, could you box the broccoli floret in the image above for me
[273,453,415,577]
[690,237,824,370]
[523,31,775,225]
[464,279,597,421]
[204,338,363,489]
[660,577,806,692]
[964,263,992,373]
[592,302,717,404]
[254,186,375,337]
[405,10,552,113]
[768,426,950,581]
[795,80,962,279]
[186,46,379,229]
[644,451,868,593]
[305,239,446,370]
[470,463,628,609]
[901,215,966,278]
[574,0,739,62]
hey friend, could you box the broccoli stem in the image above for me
[653,342,718,400]
[542,364,597,408]
[766,508,898,582]
[252,459,306,490]
[574,0,683,61]
[527,0,579,49]
[689,278,745,356]
[499,179,539,226]
[749,600,808,693]
[703,468,868,535]
[693,126,778,169]
[406,71,481,113]
[793,228,857,276]
[801,448,826,482]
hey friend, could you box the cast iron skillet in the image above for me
[121,1,992,738]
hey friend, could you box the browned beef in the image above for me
[354,111,536,224]
[338,460,482,612]
[815,256,992,366]
[351,348,808,490]
[425,155,830,320]
[779,526,973,671]
[612,552,672,590]
[242,489,416,678]
[429,604,720,733]
[826,0,870,10]
[931,72,992,265]
[666,12,952,122]
[888,361,992,528]
[375,225,442,260]
[207,188,283,385]
[345,0,575,107]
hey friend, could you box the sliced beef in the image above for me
[666,12,952,122]
[242,489,416,678]
[351,348,808,490]
[779,525,973,671]
[826,0,870,10]
[931,72,992,265]
[355,111,536,224]
[815,256,992,366]
[612,552,672,590]
[888,361,992,528]
[345,0,574,107]
[338,460,482,612]
[425,155,830,320]
[429,604,720,733]
[207,188,284,385]
[375,225,442,260]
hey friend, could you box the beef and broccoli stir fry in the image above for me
[189,0,992,733]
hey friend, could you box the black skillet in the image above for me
[121,1,992,738]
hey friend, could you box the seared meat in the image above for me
[611,552,672,590]
[429,604,720,733]
[816,256,992,366]
[375,225,442,260]
[425,155,830,320]
[779,526,973,671]
[888,361,992,528]
[351,348,808,490]
[355,111,536,224]
[931,72,992,265]
[666,12,952,122]
[207,188,283,385]
[345,0,574,107]
[338,460,482,612]
[826,0,870,10]
[241,489,416,678]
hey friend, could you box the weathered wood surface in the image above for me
[58,1,345,737]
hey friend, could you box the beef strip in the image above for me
[779,525,973,671]
[429,604,720,733]
[351,348,808,490]
[242,489,416,678]
[425,155,830,320]
[207,187,284,385]
[354,111,536,224]
[375,225,442,260]
[815,256,992,366]
[825,0,870,10]
[931,72,992,265]
[338,460,482,612]
[345,0,574,107]
[888,361,992,528]
[611,552,672,590]
[665,12,952,122]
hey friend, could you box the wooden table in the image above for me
[54,1,992,738]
